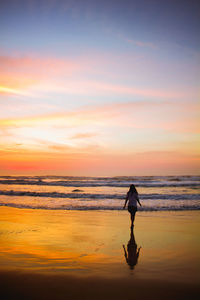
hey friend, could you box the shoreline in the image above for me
[1,204,200,212]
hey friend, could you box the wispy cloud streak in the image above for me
[1,53,194,100]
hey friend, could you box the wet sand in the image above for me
[0,207,199,299]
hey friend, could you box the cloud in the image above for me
[0,54,83,95]
[40,79,189,100]
[126,38,157,50]
[117,33,157,49]
[0,86,33,96]
[71,132,98,139]
[1,147,198,175]
[0,100,198,175]
[0,55,80,74]
[0,52,193,101]
[0,99,198,135]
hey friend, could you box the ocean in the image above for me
[0,175,199,211]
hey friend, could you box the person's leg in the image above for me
[131,212,136,227]
[130,213,132,226]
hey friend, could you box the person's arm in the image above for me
[123,245,128,262]
[136,247,141,261]
[123,193,128,209]
[136,194,142,206]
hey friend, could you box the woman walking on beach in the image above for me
[123,184,142,227]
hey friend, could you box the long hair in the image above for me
[128,184,138,195]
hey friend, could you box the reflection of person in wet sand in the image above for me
[123,226,141,270]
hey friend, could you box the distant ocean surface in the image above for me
[0,176,199,211]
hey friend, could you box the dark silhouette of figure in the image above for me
[123,226,141,270]
[123,184,142,227]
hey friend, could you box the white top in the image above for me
[128,192,138,207]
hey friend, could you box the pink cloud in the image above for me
[49,79,189,99]
[0,52,195,101]
[0,54,84,93]
[117,32,157,49]
[126,38,157,50]
[88,81,184,99]
[0,55,80,74]
[1,100,198,135]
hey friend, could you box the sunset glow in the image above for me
[0,0,199,175]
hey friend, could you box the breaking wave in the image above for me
[0,190,199,201]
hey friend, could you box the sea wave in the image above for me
[0,175,199,211]
[0,190,200,200]
[0,202,199,211]
[0,179,199,188]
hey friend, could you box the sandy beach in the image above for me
[0,207,199,299]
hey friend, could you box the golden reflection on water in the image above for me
[0,207,199,282]
[0,208,126,276]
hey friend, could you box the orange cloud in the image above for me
[0,101,198,176]
[71,133,98,139]
[0,85,34,96]
[0,99,198,177]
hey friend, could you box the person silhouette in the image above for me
[123,226,141,270]
[123,184,142,228]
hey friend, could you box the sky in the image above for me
[0,0,199,176]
